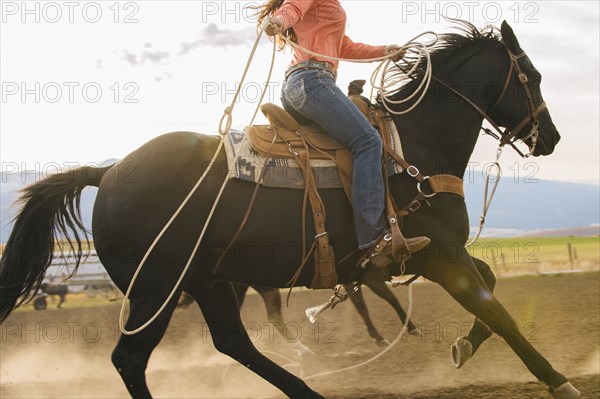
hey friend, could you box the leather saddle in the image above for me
[249,103,346,155]
[247,103,354,202]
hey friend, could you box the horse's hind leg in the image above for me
[425,250,571,391]
[111,296,178,398]
[362,281,419,334]
[346,284,388,345]
[188,280,323,399]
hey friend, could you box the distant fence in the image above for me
[41,254,118,297]
[466,237,599,277]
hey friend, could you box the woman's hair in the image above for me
[252,0,297,50]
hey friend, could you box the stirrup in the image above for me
[361,231,430,268]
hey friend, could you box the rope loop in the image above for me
[218,106,233,136]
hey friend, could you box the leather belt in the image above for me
[285,61,337,80]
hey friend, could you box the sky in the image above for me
[1,0,599,184]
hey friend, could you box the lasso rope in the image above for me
[118,26,276,335]
[119,24,433,335]
[303,283,414,381]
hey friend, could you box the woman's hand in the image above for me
[384,44,406,62]
[263,16,284,36]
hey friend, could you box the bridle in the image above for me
[433,41,547,158]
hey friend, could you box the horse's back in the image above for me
[91,132,227,288]
[103,131,222,182]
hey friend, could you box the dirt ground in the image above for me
[1,272,599,399]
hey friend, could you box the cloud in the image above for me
[154,72,173,83]
[178,23,257,55]
[114,24,258,70]
[120,43,171,66]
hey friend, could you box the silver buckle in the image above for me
[408,200,421,212]
[407,165,420,177]
[417,176,437,199]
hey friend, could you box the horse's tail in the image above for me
[0,165,112,322]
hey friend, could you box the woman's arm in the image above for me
[340,35,386,60]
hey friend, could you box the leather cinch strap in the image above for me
[429,175,464,198]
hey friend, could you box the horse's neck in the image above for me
[393,99,482,178]
[394,61,502,178]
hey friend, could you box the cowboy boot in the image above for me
[365,231,430,268]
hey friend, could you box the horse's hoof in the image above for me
[549,382,580,399]
[407,326,421,336]
[451,336,472,368]
[375,339,390,348]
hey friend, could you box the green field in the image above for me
[465,236,599,276]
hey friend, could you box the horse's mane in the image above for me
[380,20,501,104]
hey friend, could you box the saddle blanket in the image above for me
[224,123,405,189]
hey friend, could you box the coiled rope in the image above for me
[278,31,438,114]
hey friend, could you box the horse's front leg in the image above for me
[450,256,496,367]
[417,247,579,397]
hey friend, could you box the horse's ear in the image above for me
[501,20,521,52]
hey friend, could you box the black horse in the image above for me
[0,22,579,398]
[39,283,69,308]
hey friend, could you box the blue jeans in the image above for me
[280,68,385,249]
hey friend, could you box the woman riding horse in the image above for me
[260,0,430,266]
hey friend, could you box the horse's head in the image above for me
[490,21,560,156]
